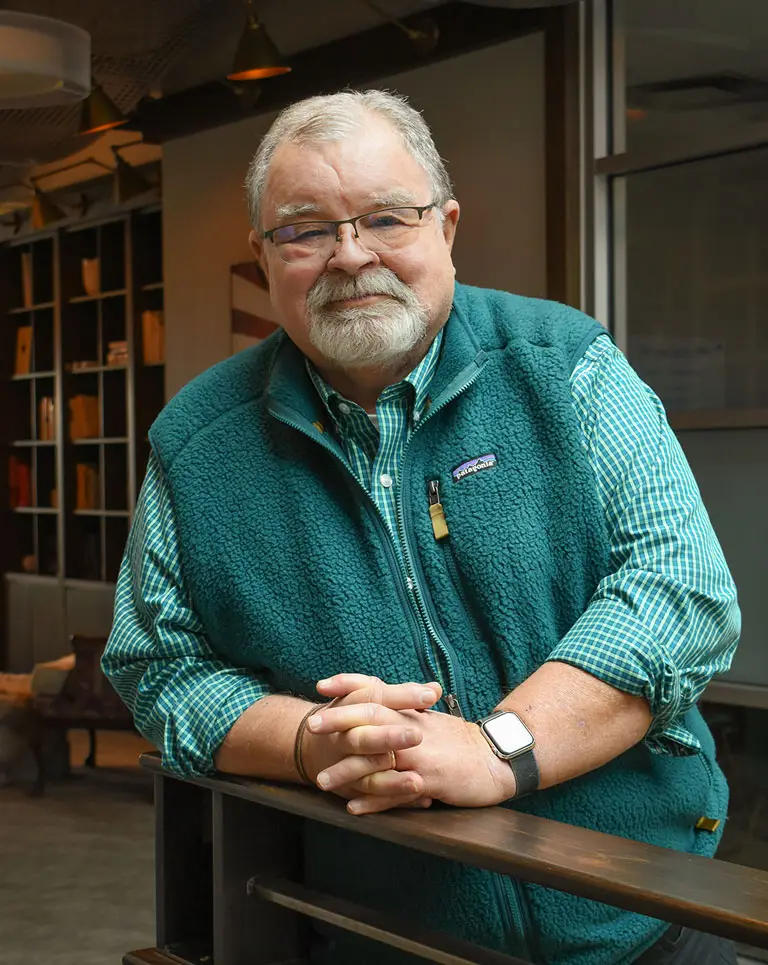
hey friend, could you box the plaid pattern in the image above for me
[306,328,443,537]
[105,333,738,773]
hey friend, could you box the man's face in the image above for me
[249,116,460,372]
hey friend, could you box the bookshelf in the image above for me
[0,206,165,670]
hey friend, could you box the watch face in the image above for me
[484,712,535,757]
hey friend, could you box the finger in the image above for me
[307,702,420,736]
[318,675,442,709]
[347,792,426,815]
[315,752,394,791]
[396,798,433,809]
[348,769,426,798]
[338,723,423,755]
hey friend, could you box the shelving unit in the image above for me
[0,205,164,670]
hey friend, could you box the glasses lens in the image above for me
[358,207,424,249]
[273,222,336,262]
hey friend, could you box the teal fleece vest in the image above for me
[151,283,728,965]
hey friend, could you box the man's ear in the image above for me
[248,229,270,283]
[441,200,460,252]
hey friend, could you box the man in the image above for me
[104,90,740,965]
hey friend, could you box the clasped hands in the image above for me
[300,673,515,815]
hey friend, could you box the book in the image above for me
[69,395,100,440]
[8,456,31,508]
[38,397,55,441]
[76,463,100,510]
[141,310,165,365]
[14,326,32,376]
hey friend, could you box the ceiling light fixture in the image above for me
[360,0,439,56]
[0,11,90,108]
[79,79,128,135]
[227,1,290,81]
[0,182,33,216]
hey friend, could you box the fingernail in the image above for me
[407,780,419,794]
[307,715,322,730]
[420,689,435,705]
[348,801,362,814]
[316,772,330,788]
[318,678,332,687]
[405,728,419,743]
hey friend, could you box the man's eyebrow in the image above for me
[365,190,420,208]
[274,202,323,222]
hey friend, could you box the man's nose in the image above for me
[326,222,379,273]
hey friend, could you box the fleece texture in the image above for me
[150,283,728,965]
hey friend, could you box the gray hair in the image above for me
[245,89,453,229]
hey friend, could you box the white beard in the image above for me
[306,268,429,369]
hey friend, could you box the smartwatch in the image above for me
[477,710,539,799]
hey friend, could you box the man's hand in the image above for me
[309,675,515,814]
[302,675,443,811]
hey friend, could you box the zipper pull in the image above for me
[427,480,449,541]
[445,693,464,718]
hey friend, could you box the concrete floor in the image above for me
[0,731,155,965]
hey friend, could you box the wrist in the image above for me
[470,722,518,803]
[294,703,322,784]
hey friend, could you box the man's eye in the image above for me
[368,215,405,229]
[291,226,329,242]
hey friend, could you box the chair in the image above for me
[31,634,135,794]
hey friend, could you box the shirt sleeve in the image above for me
[102,450,272,776]
[549,334,741,755]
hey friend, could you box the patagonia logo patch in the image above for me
[452,453,498,482]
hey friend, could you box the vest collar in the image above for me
[265,282,486,429]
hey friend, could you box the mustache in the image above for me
[307,268,411,310]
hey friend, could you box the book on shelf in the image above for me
[141,310,165,364]
[76,463,100,510]
[69,394,100,440]
[107,340,128,367]
[38,397,56,441]
[8,456,31,508]
[21,252,33,308]
[14,326,32,376]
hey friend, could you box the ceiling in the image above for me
[0,0,444,174]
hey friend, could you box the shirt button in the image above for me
[380,473,394,488]
[338,402,351,415]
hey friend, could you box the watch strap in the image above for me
[509,749,540,799]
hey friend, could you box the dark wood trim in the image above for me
[142,755,768,950]
[545,3,583,307]
[252,876,528,965]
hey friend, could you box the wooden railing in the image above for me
[124,752,768,965]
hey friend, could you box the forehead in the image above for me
[262,117,431,220]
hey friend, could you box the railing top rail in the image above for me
[141,753,768,948]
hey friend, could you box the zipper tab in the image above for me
[427,480,450,541]
[445,693,464,718]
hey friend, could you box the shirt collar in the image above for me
[306,326,444,431]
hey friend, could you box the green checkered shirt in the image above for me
[305,329,443,538]
[106,333,739,773]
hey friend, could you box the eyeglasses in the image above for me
[263,203,437,263]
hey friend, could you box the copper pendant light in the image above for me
[227,2,290,82]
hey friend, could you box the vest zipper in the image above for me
[270,359,534,960]
[395,362,488,717]
[267,404,438,684]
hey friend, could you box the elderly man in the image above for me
[104,90,739,965]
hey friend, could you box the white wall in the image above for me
[162,32,545,398]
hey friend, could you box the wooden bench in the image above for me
[125,752,768,965]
